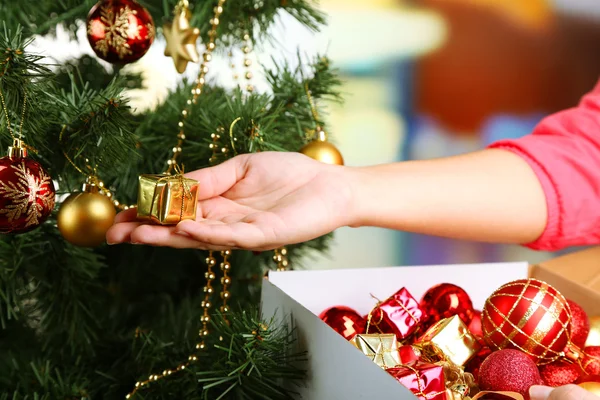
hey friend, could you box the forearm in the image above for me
[347,149,547,244]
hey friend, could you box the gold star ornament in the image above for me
[163,6,200,74]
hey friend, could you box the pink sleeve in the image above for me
[488,80,600,251]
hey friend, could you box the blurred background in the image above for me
[305,0,600,270]
[34,0,600,270]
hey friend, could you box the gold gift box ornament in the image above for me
[417,315,480,367]
[351,333,401,369]
[137,168,199,225]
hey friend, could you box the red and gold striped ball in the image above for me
[481,278,571,365]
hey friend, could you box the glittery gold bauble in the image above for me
[300,130,344,165]
[586,316,600,347]
[579,381,600,396]
[57,182,116,248]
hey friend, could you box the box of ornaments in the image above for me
[260,248,600,400]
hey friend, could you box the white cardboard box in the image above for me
[260,262,531,400]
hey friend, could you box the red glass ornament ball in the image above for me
[482,278,571,364]
[478,349,543,396]
[319,306,366,340]
[0,155,55,234]
[468,309,483,337]
[568,299,590,348]
[420,283,474,326]
[582,346,600,375]
[87,0,155,64]
[539,360,581,387]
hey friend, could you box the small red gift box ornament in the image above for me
[386,361,446,400]
[368,287,427,340]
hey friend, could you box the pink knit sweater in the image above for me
[490,80,600,251]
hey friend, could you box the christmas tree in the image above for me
[0,0,342,398]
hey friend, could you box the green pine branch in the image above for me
[1,0,325,46]
[0,14,340,398]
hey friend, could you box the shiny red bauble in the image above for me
[468,309,483,337]
[568,299,590,348]
[0,153,55,234]
[319,306,366,340]
[482,279,573,364]
[478,349,543,397]
[87,0,155,64]
[539,360,581,387]
[420,283,474,327]
[582,346,600,375]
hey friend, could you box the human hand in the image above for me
[530,384,600,400]
[106,152,356,250]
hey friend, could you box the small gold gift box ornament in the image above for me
[136,167,199,225]
[350,333,401,369]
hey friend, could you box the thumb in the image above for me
[530,384,600,400]
[184,155,248,199]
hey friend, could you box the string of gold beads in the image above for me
[273,247,289,271]
[125,2,226,397]
[220,250,232,321]
[199,251,218,349]
[241,31,254,93]
[165,0,227,175]
[209,126,226,165]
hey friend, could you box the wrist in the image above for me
[343,165,373,228]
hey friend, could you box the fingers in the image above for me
[106,221,143,244]
[530,385,600,400]
[174,219,274,250]
[185,155,248,200]
[129,224,231,250]
[107,222,233,250]
[114,208,138,223]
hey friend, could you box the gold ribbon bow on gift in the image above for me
[366,293,422,335]
[149,164,193,220]
[137,164,199,225]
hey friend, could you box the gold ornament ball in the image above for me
[578,382,600,396]
[586,316,600,346]
[57,192,116,248]
[300,140,344,166]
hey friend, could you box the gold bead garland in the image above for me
[228,49,239,82]
[126,1,228,397]
[220,250,231,318]
[200,250,218,348]
[165,0,226,175]
[227,30,255,93]
[273,247,289,271]
[241,31,254,93]
[125,251,218,399]
[208,127,225,164]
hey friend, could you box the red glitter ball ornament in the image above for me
[478,349,543,397]
[420,283,474,327]
[539,360,581,387]
[87,0,155,64]
[0,141,55,234]
[319,306,366,340]
[481,278,576,364]
[568,299,590,348]
[582,346,600,375]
